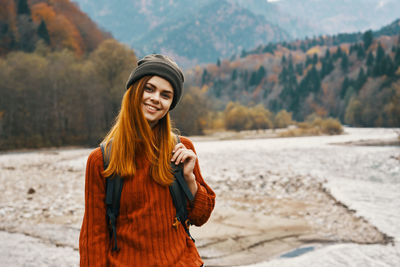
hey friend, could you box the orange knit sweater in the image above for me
[79,136,215,267]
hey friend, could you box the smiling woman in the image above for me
[79,54,215,266]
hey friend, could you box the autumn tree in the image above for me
[274,109,293,128]
[345,97,363,126]
[246,104,273,130]
[171,87,208,135]
[382,82,400,127]
[90,39,137,127]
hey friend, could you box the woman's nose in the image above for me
[150,92,160,102]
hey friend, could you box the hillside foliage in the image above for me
[186,30,400,128]
[0,0,111,56]
[0,39,136,149]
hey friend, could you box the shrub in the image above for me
[224,102,273,131]
[321,118,343,135]
[274,109,293,128]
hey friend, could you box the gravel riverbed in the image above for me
[0,127,398,266]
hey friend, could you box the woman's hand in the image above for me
[171,143,198,196]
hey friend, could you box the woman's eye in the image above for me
[162,93,171,99]
[145,87,153,92]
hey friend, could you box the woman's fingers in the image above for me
[171,144,196,165]
[171,144,184,162]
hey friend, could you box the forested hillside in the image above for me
[0,0,136,150]
[184,24,400,128]
[0,0,111,56]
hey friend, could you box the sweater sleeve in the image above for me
[180,136,216,226]
[79,148,109,267]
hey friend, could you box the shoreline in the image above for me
[0,127,398,266]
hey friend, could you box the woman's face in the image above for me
[141,76,174,128]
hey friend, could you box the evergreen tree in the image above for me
[279,66,288,84]
[297,66,320,97]
[249,66,266,86]
[325,49,331,58]
[286,62,296,89]
[305,55,312,66]
[201,69,209,84]
[340,77,350,98]
[334,47,343,61]
[281,55,287,65]
[249,71,258,86]
[231,69,237,81]
[321,58,334,78]
[296,63,303,76]
[355,68,367,92]
[300,42,307,52]
[309,66,321,93]
[312,53,318,65]
[341,54,349,72]
[216,58,221,67]
[376,43,385,63]
[363,30,373,50]
[373,44,386,76]
[258,66,266,80]
[357,44,365,59]
[37,20,50,45]
[366,51,374,67]
[384,55,395,76]
[394,47,400,67]
[17,0,31,16]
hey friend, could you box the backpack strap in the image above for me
[169,136,195,241]
[100,142,124,252]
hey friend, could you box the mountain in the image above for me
[273,0,400,36]
[375,19,400,36]
[72,0,292,67]
[133,0,290,67]
[0,0,111,56]
[72,0,400,67]
[231,0,318,39]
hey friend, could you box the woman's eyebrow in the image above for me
[162,90,173,95]
[145,82,156,88]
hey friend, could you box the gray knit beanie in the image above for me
[126,54,184,110]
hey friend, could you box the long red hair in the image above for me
[102,75,176,186]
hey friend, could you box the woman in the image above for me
[79,54,215,266]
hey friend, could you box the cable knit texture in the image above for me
[79,136,215,266]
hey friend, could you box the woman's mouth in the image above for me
[144,104,159,112]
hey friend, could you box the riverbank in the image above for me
[0,127,398,266]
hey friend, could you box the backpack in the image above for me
[100,136,195,251]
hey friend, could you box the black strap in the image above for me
[172,136,194,202]
[169,136,195,241]
[101,142,124,252]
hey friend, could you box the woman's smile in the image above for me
[144,103,160,112]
